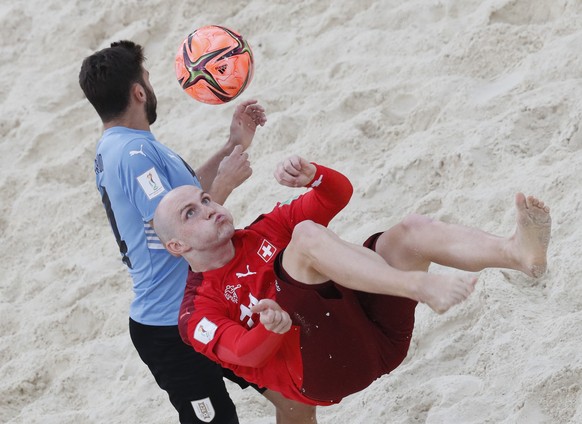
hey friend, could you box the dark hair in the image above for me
[79,40,146,122]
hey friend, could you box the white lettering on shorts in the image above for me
[193,317,217,345]
[191,397,215,422]
[137,167,165,200]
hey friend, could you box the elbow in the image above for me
[346,179,354,200]
[216,347,274,368]
[340,176,354,207]
[241,355,271,369]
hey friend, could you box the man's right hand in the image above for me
[209,145,252,204]
[251,299,291,334]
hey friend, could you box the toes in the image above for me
[522,194,550,213]
[530,197,543,208]
[515,192,527,209]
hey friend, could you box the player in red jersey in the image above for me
[153,155,551,408]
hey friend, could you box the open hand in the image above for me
[228,99,267,151]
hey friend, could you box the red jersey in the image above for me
[179,164,353,405]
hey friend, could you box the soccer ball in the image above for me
[175,25,254,105]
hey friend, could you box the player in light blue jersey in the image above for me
[95,127,208,326]
[80,41,314,424]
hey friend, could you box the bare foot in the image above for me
[418,274,478,314]
[510,193,551,278]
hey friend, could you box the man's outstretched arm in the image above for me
[195,99,266,203]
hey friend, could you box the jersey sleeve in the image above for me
[292,163,353,226]
[252,163,354,241]
[178,270,203,346]
[118,138,171,222]
[186,291,285,368]
[213,322,285,368]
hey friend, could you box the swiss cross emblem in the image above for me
[257,239,277,262]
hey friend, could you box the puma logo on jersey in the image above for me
[236,265,256,278]
[129,144,146,157]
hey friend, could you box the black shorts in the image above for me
[129,318,263,424]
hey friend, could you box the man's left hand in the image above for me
[252,299,291,334]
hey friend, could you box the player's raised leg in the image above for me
[373,193,551,278]
[282,220,477,314]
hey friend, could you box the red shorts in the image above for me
[274,232,418,403]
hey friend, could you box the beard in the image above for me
[144,84,158,125]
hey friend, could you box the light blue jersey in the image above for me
[94,127,200,325]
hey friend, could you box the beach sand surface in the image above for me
[1,0,582,423]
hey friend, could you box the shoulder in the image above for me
[243,207,291,245]
[115,137,169,174]
[193,275,231,315]
[98,128,159,157]
[119,136,159,157]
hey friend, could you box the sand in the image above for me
[1,0,582,423]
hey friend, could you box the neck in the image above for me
[104,108,150,131]
[185,241,236,273]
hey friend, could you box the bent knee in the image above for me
[380,213,434,252]
[399,213,434,234]
[290,220,328,251]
